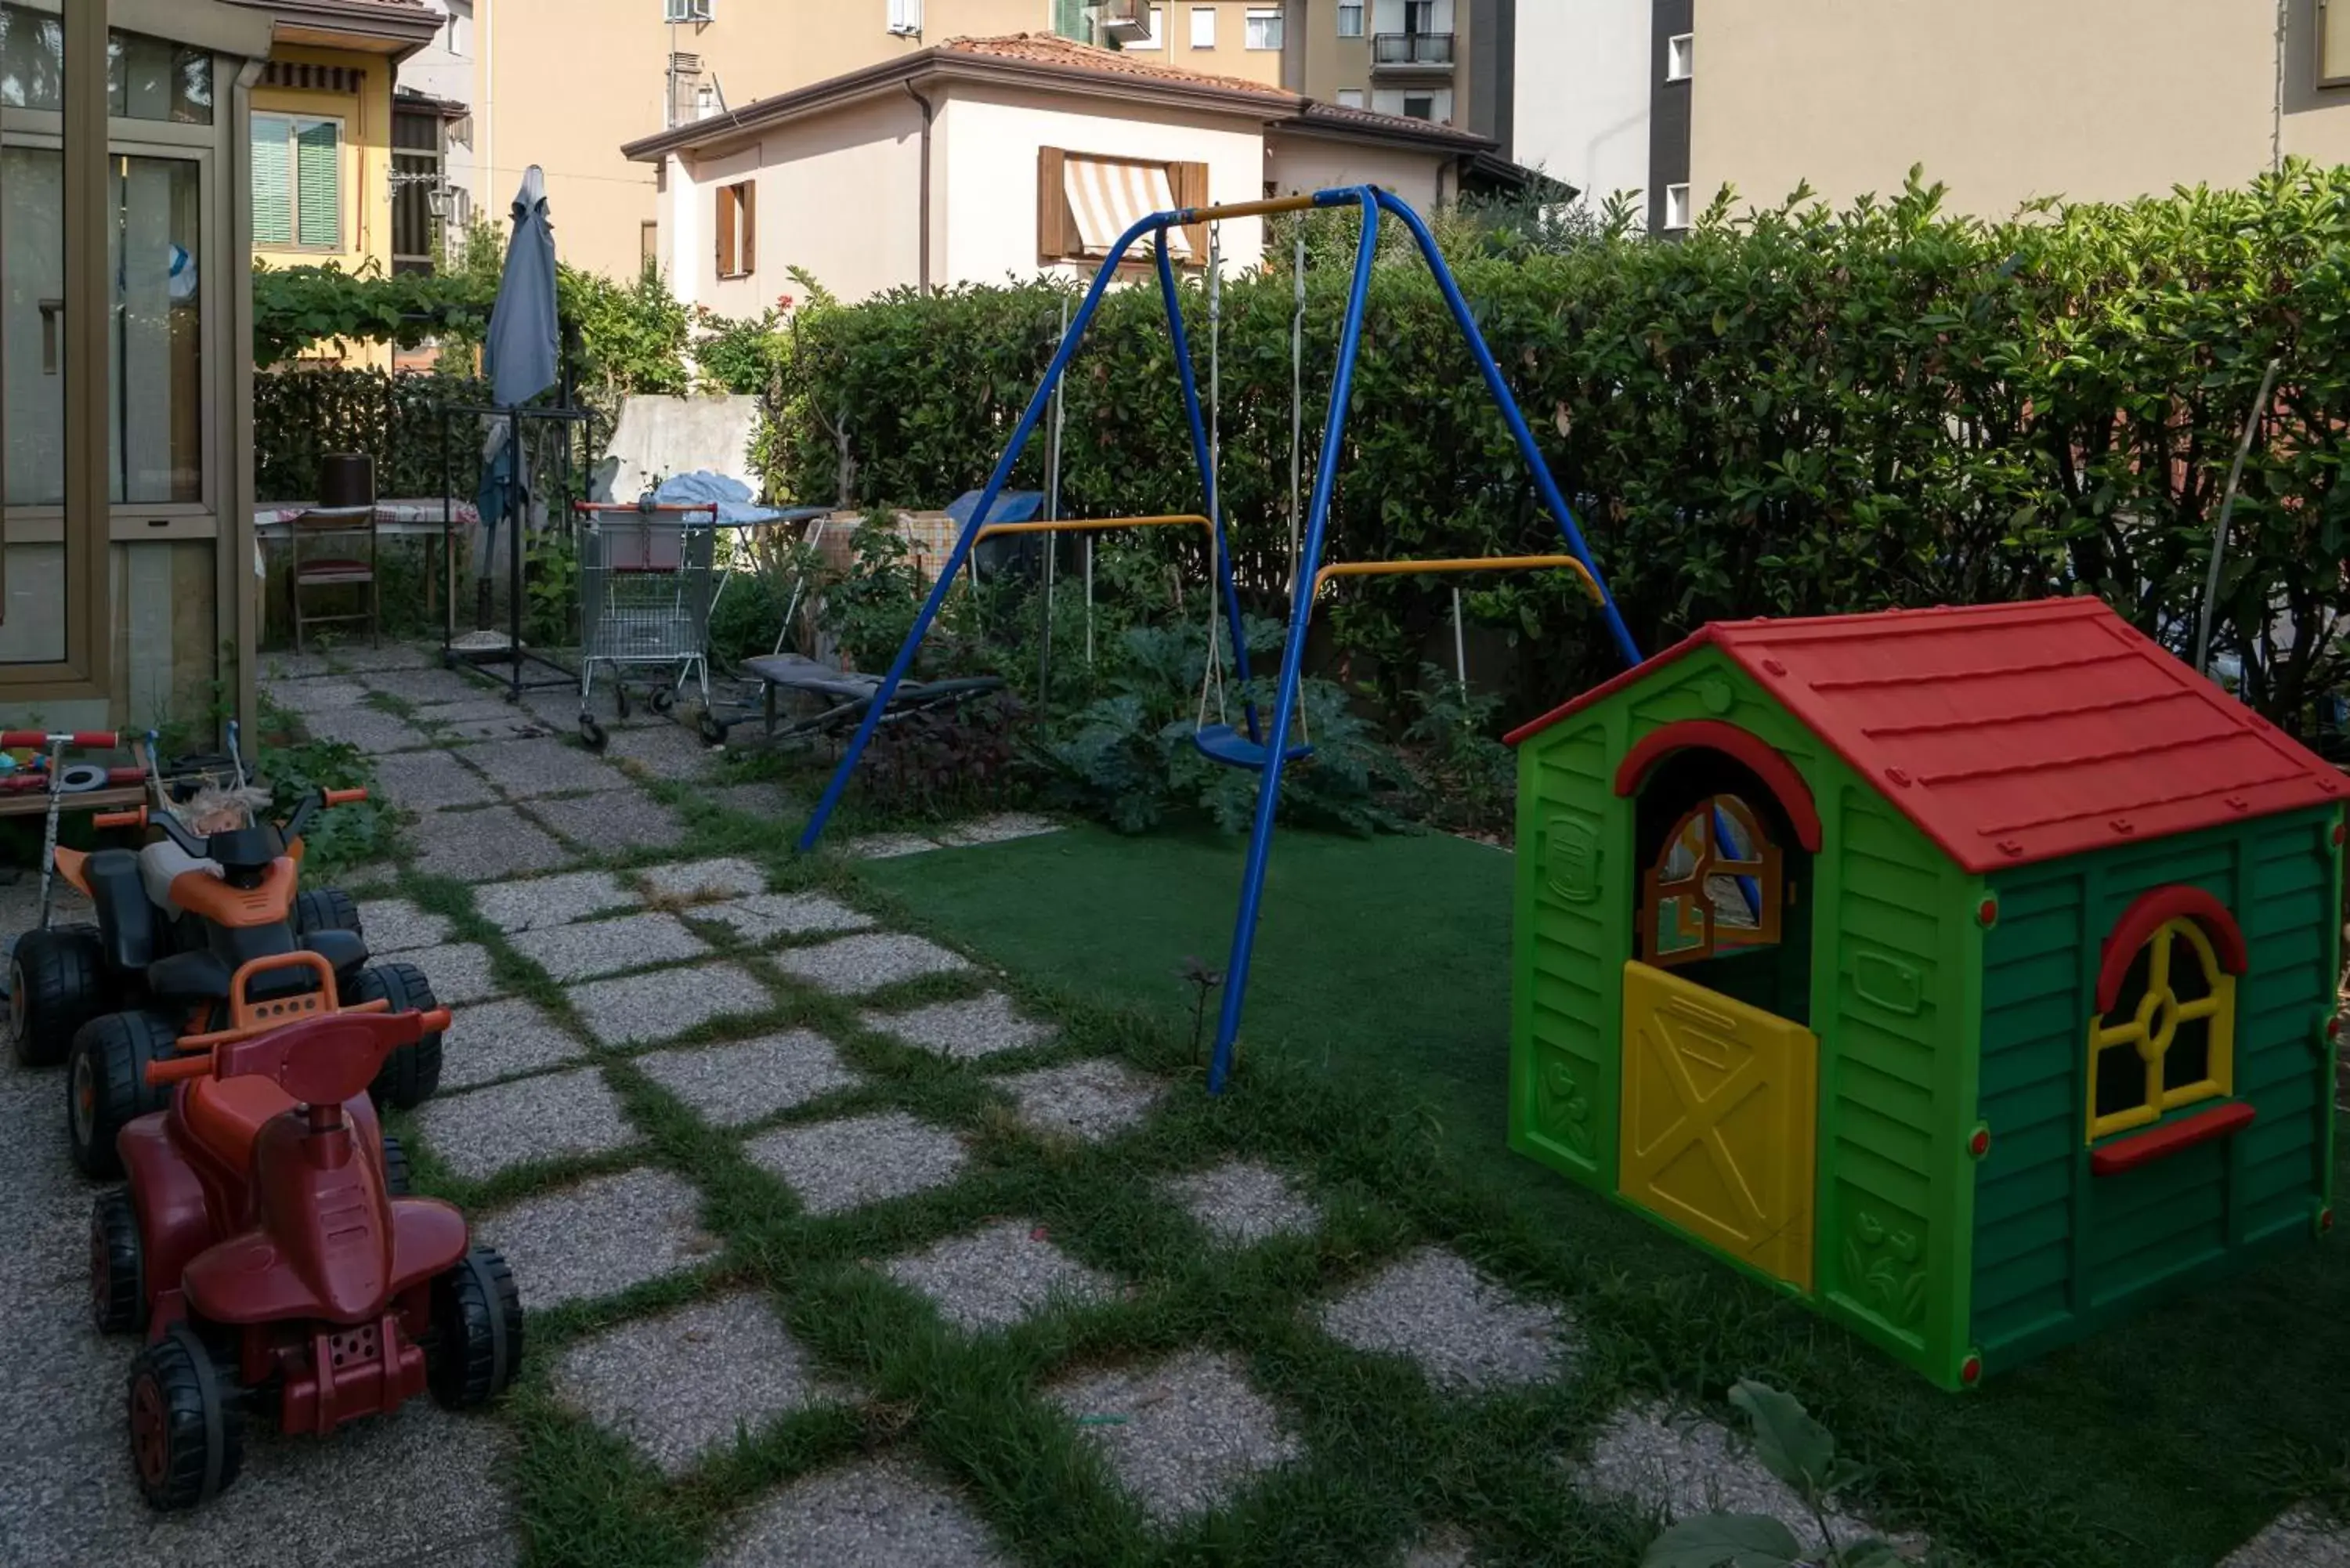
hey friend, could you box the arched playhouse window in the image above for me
[2087,888,2248,1143]
[1642,794,1782,966]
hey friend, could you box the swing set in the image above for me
[797,185,1647,1093]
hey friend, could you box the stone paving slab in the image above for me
[745,1110,967,1215]
[638,857,769,902]
[442,997,588,1091]
[357,898,452,954]
[845,833,940,859]
[602,722,719,781]
[374,747,499,811]
[266,677,371,714]
[555,787,688,852]
[884,1219,1116,1333]
[474,1167,715,1312]
[412,698,536,727]
[2225,1508,2350,1568]
[1166,1161,1321,1247]
[771,931,973,995]
[1402,1530,1474,1568]
[400,941,504,1007]
[935,813,1061,847]
[508,910,710,982]
[707,780,794,818]
[473,869,635,932]
[550,1292,849,1479]
[415,1067,637,1180]
[1049,1349,1300,1523]
[997,1059,1163,1143]
[364,667,496,706]
[414,805,573,880]
[569,962,776,1048]
[864,993,1051,1061]
[695,892,876,945]
[1317,1248,1572,1394]
[301,705,432,753]
[636,1031,862,1126]
[708,1456,1010,1568]
[316,641,436,674]
[430,712,559,743]
[457,736,620,798]
[262,651,336,680]
[1578,1402,1891,1561]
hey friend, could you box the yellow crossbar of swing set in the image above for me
[973,515,1215,548]
[1313,555,1605,605]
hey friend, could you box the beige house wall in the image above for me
[1693,0,2350,217]
[1266,128,1446,209]
[1104,2,1287,85]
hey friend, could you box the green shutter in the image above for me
[251,115,292,246]
[294,120,341,250]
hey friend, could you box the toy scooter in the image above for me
[92,959,522,1511]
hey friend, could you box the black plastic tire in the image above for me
[696,710,728,747]
[428,1245,524,1411]
[614,684,631,720]
[381,1133,412,1197]
[292,888,363,938]
[67,1011,177,1180]
[649,687,676,715]
[578,715,608,752]
[91,1189,146,1335]
[10,926,106,1068]
[348,963,443,1110]
[126,1324,244,1511]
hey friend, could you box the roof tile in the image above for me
[939,32,1292,99]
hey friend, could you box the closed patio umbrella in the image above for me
[473,166,559,631]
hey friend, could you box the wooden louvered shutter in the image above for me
[294,119,342,248]
[1038,148,1069,262]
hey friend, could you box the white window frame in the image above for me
[251,110,345,253]
[1336,2,1364,38]
[1335,88,1365,108]
[1134,4,1164,48]
[1245,6,1282,49]
[1663,182,1690,231]
[1666,31,1692,82]
[1401,92,1434,120]
[886,0,922,36]
[1189,6,1216,48]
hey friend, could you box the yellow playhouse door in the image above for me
[1618,961,1818,1291]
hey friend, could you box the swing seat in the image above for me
[1193,724,1314,769]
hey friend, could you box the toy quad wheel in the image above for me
[9,925,105,1068]
[428,1245,524,1410]
[292,887,363,938]
[381,1133,412,1196]
[127,1323,244,1511]
[578,714,608,752]
[349,963,443,1109]
[67,1011,178,1179]
[91,1189,146,1335]
[696,710,728,747]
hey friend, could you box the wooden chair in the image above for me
[287,505,381,652]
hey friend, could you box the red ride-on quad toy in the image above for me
[90,963,523,1511]
[24,785,445,1179]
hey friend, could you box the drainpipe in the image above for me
[903,80,934,294]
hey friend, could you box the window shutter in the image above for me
[1038,147,1068,262]
[1172,161,1209,261]
[716,186,737,276]
[739,181,756,275]
[294,120,342,248]
[252,116,292,246]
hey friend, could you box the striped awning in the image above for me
[1065,157,1189,260]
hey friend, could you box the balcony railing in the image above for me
[1372,31,1454,67]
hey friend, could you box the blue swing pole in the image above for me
[1372,190,1644,671]
[1206,186,1383,1095]
[797,212,1163,853]
[1153,233,1258,738]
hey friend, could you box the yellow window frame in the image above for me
[2084,916,2236,1143]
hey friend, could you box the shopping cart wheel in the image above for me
[578,715,608,752]
[696,711,728,748]
[650,688,676,717]
[614,685,631,720]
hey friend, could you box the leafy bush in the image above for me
[770,163,2350,742]
[252,733,395,878]
[1400,666,1517,836]
[820,514,928,673]
[857,691,1034,821]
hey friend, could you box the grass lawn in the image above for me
[865,818,2350,1568]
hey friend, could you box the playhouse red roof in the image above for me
[1506,598,2347,872]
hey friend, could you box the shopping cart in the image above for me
[573,502,718,750]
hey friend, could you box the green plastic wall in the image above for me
[1970,806,2344,1372]
[1510,650,1985,1387]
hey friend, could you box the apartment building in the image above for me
[396,0,479,254]
[471,0,1292,280]
[1518,2,2350,238]
[1282,0,1513,146]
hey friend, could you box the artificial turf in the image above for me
[862,817,2350,1568]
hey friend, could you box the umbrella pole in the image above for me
[508,407,524,697]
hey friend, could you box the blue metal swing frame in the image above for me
[795,185,1643,1093]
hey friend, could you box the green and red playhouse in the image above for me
[1506,597,2346,1389]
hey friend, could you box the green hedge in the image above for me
[253,370,494,501]
[771,164,2350,739]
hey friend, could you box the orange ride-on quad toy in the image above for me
[25,786,445,1179]
[91,973,523,1511]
